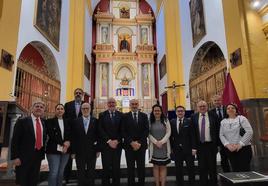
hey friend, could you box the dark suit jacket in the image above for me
[210,106,227,121]
[191,111,219,149]
[170,117,197,155]
[98,110,123,150]
[64,100,84,120]
[11,116,46,162]
[45,117,71,154]
[71,116,98,158]
[122,111,149,150]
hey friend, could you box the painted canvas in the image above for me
[35,0,62,50]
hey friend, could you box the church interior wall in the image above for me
[155,5,166,103]
[84,4,93,97]
[0,0,22,101]
[15,0,70,104]
[178,0,228,109]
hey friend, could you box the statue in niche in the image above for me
[101,64,108,96]
[141,28,148,45]
[142,64,150,96]
[101,27,108,43]
[120,7,130,18]
[120,36,130,52]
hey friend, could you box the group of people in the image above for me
[10,88,254,186]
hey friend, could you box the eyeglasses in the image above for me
[176,110,185,112]
[81,107,90,110]
[75,92,83,95]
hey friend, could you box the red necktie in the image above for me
[35,118,42,150]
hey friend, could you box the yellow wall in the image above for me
[222,0,268,100]
[163,0,185,110]
[0,0,21,101]
[66,0,86,101]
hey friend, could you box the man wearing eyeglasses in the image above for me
[11,100,46,186]
[64,88,85,183]
[122,99,149,186]
[98,98,123,186]
[71,102,99,186]
[170,106,196,186]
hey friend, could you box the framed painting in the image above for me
[0,49,14,71]
[230,48,242,68]
[34,0,62,50]
[189,0,206,47]
[159,55,166,80]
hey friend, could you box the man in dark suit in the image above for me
[99,98,123,186]
[11,100,46,186]
[71,102,99,186]
[122,99,149,186]
[210,95,230,173]
[170,105,196,186]
[64,88,84,183]
[191,100,219,186]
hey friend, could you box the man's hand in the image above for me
[96,152,100,158]
[71,154,76,159]
[192,149,197,156]
[13,158,21,166]
[108,140,119,149]
[131,141,141,151]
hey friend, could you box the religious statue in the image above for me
[141,28,148,45]
[120,7,130,18]
[120,37,130,52]
[102,27,108,43]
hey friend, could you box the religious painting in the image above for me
[84,55,90,80]
[101,26,109,44]
[260,107,268,141]
[0,49,14,71]
[141,27,148,45]
[100,63,108,97]
[34,0,62,50]
[159,55,166,80]
[189,0,206,47]
[120,6,130,18]
[0,102,8,143]
[142,64,150,97]
[230,48,242,68]
[119,34,131,52]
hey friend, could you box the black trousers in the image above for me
[101,147,122,186]
[125,148,146,186]
[64,156,73,182]
[219,144,231,172]
[15,150,42,186]
[226,145,252,172]
[174,148,195,186]
[197,142,217,186]
[75,155,96,186]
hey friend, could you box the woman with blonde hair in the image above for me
[149,104,171,186]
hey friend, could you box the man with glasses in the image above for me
[11,100,46,186]
[71,102,98,186]
[64,88,85,184]
[170,106,196,186]
[191,100,219,186]
[122,99,149,186]
[98,97,123,186]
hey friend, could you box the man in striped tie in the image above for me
[191,100,219,186]
[11,100,46,186]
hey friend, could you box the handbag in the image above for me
[239,116,246,137]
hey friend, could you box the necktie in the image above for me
[178,119,182,133]
[217,108,223,120]
[111,112,115,124]
[200,114,206,143]
[35,118,42,150]
[133,112,138,124]
[84,118,89,133]
[75,103,80,117]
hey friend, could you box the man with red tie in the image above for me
[11,100,46,186]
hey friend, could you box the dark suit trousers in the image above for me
[219,143,230,172]
[101,147,122,186]
[174,148,195,186]
[197,142,217,186]
[64,156,74,182]
[15,150,42,186]
[75,155,96,186]
[125,148,146,186]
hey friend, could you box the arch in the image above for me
[15,41,61,117]
[189,41,227,110]
[116,26,134,36]
[114,62,136,79]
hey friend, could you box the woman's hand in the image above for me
[225,144,236,152]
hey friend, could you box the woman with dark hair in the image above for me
[219,103,253,172]
[46,104,71,186]
[148,104,171,186]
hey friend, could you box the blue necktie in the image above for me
[84,118,89,133]
[200,114,206,143]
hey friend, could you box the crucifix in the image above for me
[165,81,185,110]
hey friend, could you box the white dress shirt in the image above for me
[58,118,64,139]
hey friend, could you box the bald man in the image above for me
[71,102,99,186]
[191,100,219,186]
[122,99,149,186]
[98,98,123,186]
